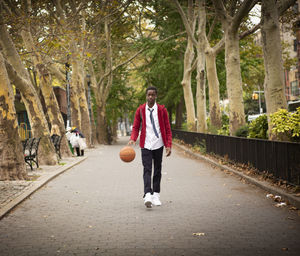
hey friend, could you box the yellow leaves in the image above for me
[270,107,300,139]
[193,232,205,236]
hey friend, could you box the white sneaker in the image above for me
[152,192,162,206]
[144,193,152,208]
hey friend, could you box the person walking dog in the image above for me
[128,86,172,208]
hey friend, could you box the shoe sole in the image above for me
[145,201,152,208]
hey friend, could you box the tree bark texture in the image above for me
[175,97,184,129]
[0,24,57,165]
[206,49,222,129]
[77,70,92,147]
[261,0,288,140]
[181,0,196,131]
[96,103,108,144]
[70,43,81,130]
[20,29,72,157]
[212,0,258,135]
[0,53,27,180]
[95,17,113,144]
[196,0,207,133]
[225,28,246,134]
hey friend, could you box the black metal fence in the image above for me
[172,129,300,185]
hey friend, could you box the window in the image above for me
[291,80,300,96]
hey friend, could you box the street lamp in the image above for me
[65,62,71,128]
[252,90,264,114]
[86,74,92,124]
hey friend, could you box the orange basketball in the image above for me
[119,146,136,162]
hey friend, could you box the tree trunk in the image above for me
[196,0,207,133]
[225,28,246,135]
[182,32,196,131]
[78,71,92,147]
[95,17,113,145]
[96,101,108,144]
[20,29,71,157]
[0,24,57,165]
[175,97,184,129]
[70,46,81,130]
[0,53,27,180]
[261,0,288,140]
[87,61,99,146]
[206,49,222,129]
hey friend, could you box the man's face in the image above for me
[146,90,157,106]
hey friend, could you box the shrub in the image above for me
[217,113,230,135]
[270,107,300,141]
[248,114,268,139]
[235,124,249,137]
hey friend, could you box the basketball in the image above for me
[119,146,136,162]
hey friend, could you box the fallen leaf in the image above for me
[281,248,288,251]
[275,202,287,207]
[274,195,281,202]
[193,233,205,236]
[289,206,298,211]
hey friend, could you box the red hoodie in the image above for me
[130,103,172,149]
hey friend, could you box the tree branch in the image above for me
[207,15,217,41]
[232,0,259,32]
[239,23,260,40]
[173,0,198,48]
[278,0,296,15]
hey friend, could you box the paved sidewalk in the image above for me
[0,137,299,256]
[0,155,87,220]
[173,142,300,209]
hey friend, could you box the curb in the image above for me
[0,157,87,220]
[173,142,300,209]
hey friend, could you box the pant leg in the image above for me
[152,147,164,193]
[81,150,84,156]
[141,148,153,195]
[75,147,80,156]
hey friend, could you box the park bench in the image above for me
[51,134,62,159]
[23,137,41,170]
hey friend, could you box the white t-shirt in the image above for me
[144,103,164,150]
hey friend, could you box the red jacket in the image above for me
[130,103,172,149]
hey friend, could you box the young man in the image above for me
[128,86,172,208]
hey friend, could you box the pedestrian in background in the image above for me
[128,86,172,208]
[70,127,86,156]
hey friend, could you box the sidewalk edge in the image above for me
[173,142,300,209]
[0,157,87,220]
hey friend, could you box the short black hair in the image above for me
[146,86,157,94]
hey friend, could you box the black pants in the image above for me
[75,147,84,156]
[141,146,164,196]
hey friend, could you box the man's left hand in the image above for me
[166,147,171,157]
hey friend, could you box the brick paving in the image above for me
[0,136,299,256]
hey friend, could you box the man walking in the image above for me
[128,86,172,208]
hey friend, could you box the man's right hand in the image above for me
[128,140,136,146]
